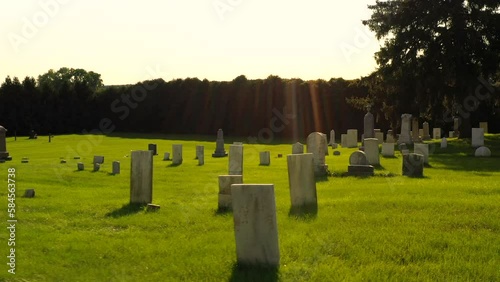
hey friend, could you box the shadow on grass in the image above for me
[214,207,232,216]
[373,164,386,170]
[167,163,182,168]
[106,203,145,218]
[288,204,318,220]
[382,155,398,159]
[315,175,329,182]
[229,263,279,282]
[258,164,270,167]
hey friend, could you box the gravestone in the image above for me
[259,151,270,165]
[130,150,153,204]
[422,122,431,140]
[333,151,340,156]
[453,117,460,137]
[401,149,410,155]
[386,130,395,143]
[441,138,447,149]
[471,128,484,147]
[364,138,380,165]
[172,144,183,165]
[341,134,348,147]
[346,129,358,148]
[402,153,424,177]
[148,144,158,155]
[328,129,336,146]
[60,160,66,164]
[399,114,412,144]
[196,145,204,165]
[306,132,328,176]
[347,151,374,176]
[433,128,441,140]
[218,175,243,210]
[24,189,35,198]
[93,156,104,164]
[449,131,454,138]
[381,143,395,157]
[414,143,429,164]
[112,161,120,174]
[0,126,11,161]
[419,129,424,139]
[479,122,488,134]
[77,162,84,171]
[93,162,100,172]
[475,146,491,157]
[212,129,228,157]
[231,184,280,267]
[319,133,329,156]
[228,145,243,175]
[21,157,29,163]
[292,142,304,154]
[163,152,170,161]
[375,131,384,145]
[233,142,243,145]
[364,109,375,138]
[287,153,317,208]
[29,130,37,139]
[411,117,420,143]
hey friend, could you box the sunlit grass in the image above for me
[0,133,499,281]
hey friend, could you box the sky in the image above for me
[1,0,380,86]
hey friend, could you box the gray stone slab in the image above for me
[287,154,317,208]
[130,150,153,204]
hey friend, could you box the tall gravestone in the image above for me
[112,161,120,174]
[364,138,380,165]
[411,117,420,143]
[212,129,228,157]
[196,145,204,165]
[479,122,488,134]
[471,128,484,147]
[328,130,336,146]
[422,122,431,140]
[172,144,183,165]
[374,130,384,145]
[453,117,460,137]
[130,150,153,204]
[292,142,304,154]
[228,145,243,175]
[231,184,280,267]
[341,134,348,147]
[364,109,375,138]
[306,132,328,176]
[148,144,158,155]
[399,114,412,144]
[287,153,317,208]
[0,126,11,161]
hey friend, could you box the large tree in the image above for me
[363,0,500,136]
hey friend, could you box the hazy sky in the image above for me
[1,0,380,85]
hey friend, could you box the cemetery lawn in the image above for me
[1,133,500,281]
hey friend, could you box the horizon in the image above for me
[1,0,379,86]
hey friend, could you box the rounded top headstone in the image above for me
[475,146,491,157]
[0,125,6,133]
[349,151,368,165]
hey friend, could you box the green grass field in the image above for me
[1,133,499,281]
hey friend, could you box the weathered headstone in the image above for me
[414,143,429,164]
[77,162,84,171]
[212,129,228,157]
[24,189,35,198]
[93,156,104,164]
[328,129,336,146]
[0,126,11,161]
[163,152,170,161]
[346,129,358,148]
[399,114,412,144]
[449,131,454,138]
[259,151,270,165]
[386,130,395,143]
[411,117,420,143]
[29,130,37,139]
[364,109,375,138]
[287,153,317,208]
[319,133,329,156]
[231,184,280,267]
[381,143,395,157]
[218,175,243,210]
[402,153,424,177]
[441,138,447,149]
[306,132,328,176]
[93,162,100,172]
[341,134,348,147]
[453,117,460,137]
[364,138,380,165]
[475,146,491,157]
[292,142,304,154]
[422,122,431,140]
[479,122,488,134]
[148,144,158,155]
[196,145,204,165]
[375,131,384,145]
[471,128,484,147]
[130,150,153,204]
[401,149,410,155]
[349,151,368,165]
[347,151,373,176]
[172,144,183,165]
[112,161,120,174]
[433,128,441,140]
[228,145,243,175]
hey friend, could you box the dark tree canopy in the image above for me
[363,0,500,136]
